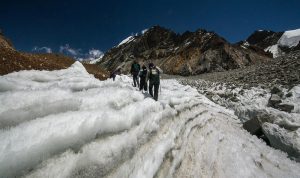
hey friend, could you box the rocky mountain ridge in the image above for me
[99,26,271,75]
[0,32,109,80]
[243,29,300,57]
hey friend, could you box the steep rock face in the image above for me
[246,30,283,49]
[99,26,271,75]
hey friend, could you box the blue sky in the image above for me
[1,0,300,57]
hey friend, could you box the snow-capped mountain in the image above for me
[99,26,271,75]
[246,28,300,58]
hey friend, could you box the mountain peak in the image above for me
[99,27,270,75]
[144,25,177,37]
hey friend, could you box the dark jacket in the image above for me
[148,67,160,84]
[139,68,148,79]
[130,63,140,75]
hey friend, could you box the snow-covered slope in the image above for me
[88,56,103,64]
[264,28,300,57]
[180,78,300,162]
[265,44,280,58]
[0,62,299,178]
[278,29,300,48]
[118,35,135,46]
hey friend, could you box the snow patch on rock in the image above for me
[265,44,280,58]
[118,36,135,46]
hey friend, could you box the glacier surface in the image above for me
[0,62,299,178]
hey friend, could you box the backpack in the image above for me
[149,68,160,84]
[139,69,147,78]
[132,63,140,73]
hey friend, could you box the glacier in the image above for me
[278,29,300,48]
[0,62,299,178]
[265,28,300,57]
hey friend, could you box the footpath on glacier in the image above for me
[0,62,299,178]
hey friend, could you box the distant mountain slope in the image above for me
[245,29,300,58]
[0,32,108,80]
[99,26,271,76]
[246,30,283,50]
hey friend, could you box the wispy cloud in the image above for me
[88,49,103,58]
[32,46,52,53]
[59,44,103,63]
[76,49,104,63]
[32,44,104,63]
[85,49,104,63]
[59,44,81,56]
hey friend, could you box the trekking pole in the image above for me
[159,76,162,95]
[159,84,162,95]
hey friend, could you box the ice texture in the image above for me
[278,29,300,47]
[0,62,299,178]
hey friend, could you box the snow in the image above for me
[184,41,191,46]
[264,28,300,57]
[241,43,248,49]
[180,78,300,162]
[263,122,300,160]
[87,49,104,64]
[285,85,300,113]
[88,56,103,64]
[142,29,148,34]
[0,63,300,178]
[243,41,250,46]
[278,28,300,47]
[118,36,135,46]
[265,44,280,58]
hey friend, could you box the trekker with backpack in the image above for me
[139,65,148,92]
[130,60,140,87]
[148,63,160,101]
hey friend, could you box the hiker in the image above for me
[130,60,140,87]
[110,68,121,81]
[148,63,161,101]
[139,65,148,92]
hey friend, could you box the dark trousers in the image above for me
[133,74,139,87]
[149,82,159,101]
[140,77,147,91]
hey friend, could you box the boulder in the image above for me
[271,86,281,94]
[278,103,294,113]
[243,117,263,136]
[243,116,271,145]
[262,123,300,162]
[285,92,293,97]
[268,94,282,108]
